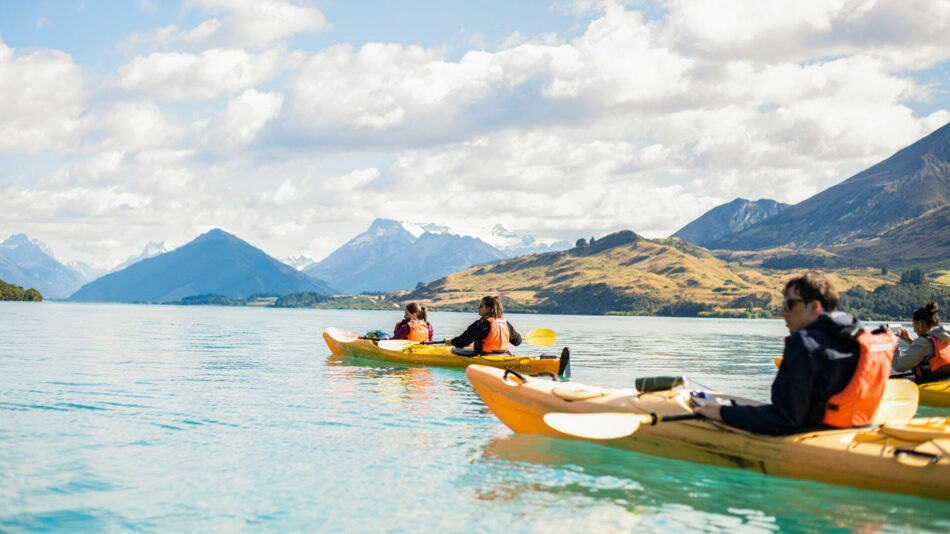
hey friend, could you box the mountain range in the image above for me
[0,234,85,299]
[672,199,788,248]
[70,229,335,302]
[303,219,508,294]
[708,121,950,254]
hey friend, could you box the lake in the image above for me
[1,302,948,532]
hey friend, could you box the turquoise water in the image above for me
[2,302,949,532]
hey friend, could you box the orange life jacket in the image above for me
[407,319,430,342]
[482,317,510,353]
[915,335,950,380]
[822,329,898,428]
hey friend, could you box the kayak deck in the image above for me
[918,380,950,407]
[465,365,950,501]
[324,328,564,375]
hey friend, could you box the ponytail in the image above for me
[913,301,940,327]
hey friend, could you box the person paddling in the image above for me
[892,301,950,381]
[443,296,522,356]
[392,302,433,342]
[694,271,898,435]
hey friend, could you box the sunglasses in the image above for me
[782,297,812,311]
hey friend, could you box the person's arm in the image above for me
[446,320,485,348]
[392,322,409,340]
[892,338,933,373]
[427,323,434,342]
[508,322,522,346]
[718,334,817,435]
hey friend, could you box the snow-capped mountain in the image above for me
[112,241,175,272]
[0,234,84,298]
[485,224,572,257]
[281,254,317,271]
[303,219,506,293]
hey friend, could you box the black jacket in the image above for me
[721,312,865,435]
[449,318,522,355]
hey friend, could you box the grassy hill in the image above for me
[401,231,892,317]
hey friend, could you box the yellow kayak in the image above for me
[323,328,567,375]
[466,365,950,501]
[919,381,950,407]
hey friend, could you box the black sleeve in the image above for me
[508,322,522,346]
[720,334,817,435]
[451,320,487,348]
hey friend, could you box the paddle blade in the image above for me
[326,327,360,343]
[773,356,783,369]
[524,328,557,346]
[542,412,646,440]
[377,339,417,351]
[873,378,920,423]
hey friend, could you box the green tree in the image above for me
[900,268,925,285]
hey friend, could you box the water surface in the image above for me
[1,302,948,532]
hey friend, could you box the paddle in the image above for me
[543,412,702,440]
[378,328,557,351]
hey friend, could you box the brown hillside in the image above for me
[403,231,893,316]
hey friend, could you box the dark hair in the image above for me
[480,296,504,319]
[784,271,838,311]
[406,302,428,323]
[912,301,939,327]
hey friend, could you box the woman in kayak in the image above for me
[892,301,950,380]
[392,302,433,342]
[443,295,522,356]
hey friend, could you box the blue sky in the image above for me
[1,0,949,268]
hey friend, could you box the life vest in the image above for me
[407,319,430,342]
[481,317,510,353]
[822,329,898,428]
[915,334,950,380]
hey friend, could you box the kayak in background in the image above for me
[465,364,949,501]
[918,380,950,407]
[324,327,569,376]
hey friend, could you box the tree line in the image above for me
[0,279,43,301]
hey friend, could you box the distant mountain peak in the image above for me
[112,240,175,272]
[1,233,56,258]
[709,120,950,251]
[672,198,789,248]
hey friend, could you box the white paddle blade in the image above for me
[326,327,360,343]
[377,339,417,351]
[542,412,645,440]
[873,378,920,423]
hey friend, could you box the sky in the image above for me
[2,0,949,269]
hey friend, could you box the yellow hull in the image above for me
[919,381,950,407]
[323,329,561,374]
[466,365,950,501]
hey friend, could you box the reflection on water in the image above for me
[1,303,948,532]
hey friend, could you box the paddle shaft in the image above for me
[648,413,703,425]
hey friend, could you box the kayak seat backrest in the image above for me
[635,376,686,393]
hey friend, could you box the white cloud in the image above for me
[320,168,382,192]
[117,47,284,100]
[118,19,223,55]
[0,41,83,153]
[191,0,328,48]
[208,89,283,148]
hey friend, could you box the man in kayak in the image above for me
[694,271,884,435]
[892,301,950,380]
[443,295,522,356]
